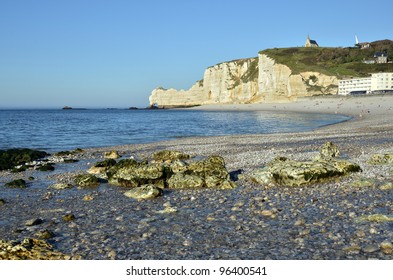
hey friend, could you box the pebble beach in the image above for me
[1,94,393,260]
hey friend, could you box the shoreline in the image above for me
[1,94,393,260]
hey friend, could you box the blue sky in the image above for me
[0,0,392,108]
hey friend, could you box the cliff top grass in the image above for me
[260,39,393,78]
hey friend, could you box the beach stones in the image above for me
[250,143,361,187]
[74,174,100,187]
[123,184,163,200]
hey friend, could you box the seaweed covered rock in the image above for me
[315,141,340,160]
[107,159,164,188]
[5,179,27,188]
[104,150,121,159]
[168,155,236,189]
[74,174,100,187]
[152,150,191,162]
[87,159,117,178]
[368,154,393,165]
[0,238,69,260]
[106,151,235,190]
[123,184,163,200]
[250,144,361,187]
[0,148,48,171]
[167,173,205,189]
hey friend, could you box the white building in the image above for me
[338,72,393,95]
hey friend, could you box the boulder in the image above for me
[107,160,164,188]
[250,156,361,187]
[49,183,73,190]
[368,154,393,165]
[5,179,27,188]
[152,150,191,162]
[0,148,48,171]
[0,238,69,260]
[168,155,235,189]
[167,173,205,189]
[104,150,121,159]
[87,159,117,177]
[123,184,163,200]
[315,141,340,160]
[74,174,100,187]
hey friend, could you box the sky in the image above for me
[0,0,392,109]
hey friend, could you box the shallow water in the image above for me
[0,109,350,151]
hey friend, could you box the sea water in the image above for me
[0,109,350,152]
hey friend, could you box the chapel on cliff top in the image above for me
[305,35,319,47]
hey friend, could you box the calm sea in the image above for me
[0,109,350,152]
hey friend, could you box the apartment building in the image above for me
[338,72,393,95]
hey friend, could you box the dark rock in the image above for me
[74,174,100,187]
[0,198,5,205]
[5,179,27,188]
[62,214,75,222]
[35,230,55,239]
[0,148,48,171]
[88,159,117,175]
[37,163,55,171]
[25,218,43,226]
[107,159,164,188]
[55,148,84,157]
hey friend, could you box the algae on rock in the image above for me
[250,142,361,187]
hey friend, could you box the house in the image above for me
[304,35,319,47]
[374,52,388,64]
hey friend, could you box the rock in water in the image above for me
[123,184,163,200]
[74,174,100,187]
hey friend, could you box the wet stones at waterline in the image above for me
[250,142,361,187]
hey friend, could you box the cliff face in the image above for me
[149,52,338,107]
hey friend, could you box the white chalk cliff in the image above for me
[149,53,338,107]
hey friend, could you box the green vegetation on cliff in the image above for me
[261,40,393,78]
